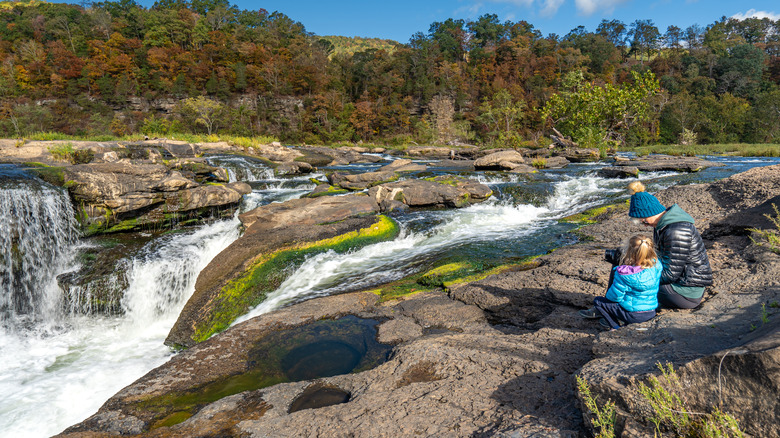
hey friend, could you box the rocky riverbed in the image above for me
[37,139,778,438]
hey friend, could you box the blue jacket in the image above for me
[605,262,662,312]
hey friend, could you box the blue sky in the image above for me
[209,0,780,43]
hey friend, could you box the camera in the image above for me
[604,248,622,265]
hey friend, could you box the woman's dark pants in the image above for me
[657,284,703,309]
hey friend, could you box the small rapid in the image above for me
[237,173,610,322]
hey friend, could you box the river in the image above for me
[0,154,777,437]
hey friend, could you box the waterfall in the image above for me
[0,167,79,327]
[206,155,275,182]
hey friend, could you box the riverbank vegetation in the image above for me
[1,1,778,151]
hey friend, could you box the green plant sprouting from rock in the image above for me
[637,362,744,437]
[748,203,780,254]
[576,376,616,438]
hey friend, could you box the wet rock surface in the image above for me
[611,154,721,172]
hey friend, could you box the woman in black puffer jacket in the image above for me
[627,181,713,309]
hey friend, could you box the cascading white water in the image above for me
[236,174,612,323]
[206,155,275,182]
[0,212,241,438]
[0,173,79,327]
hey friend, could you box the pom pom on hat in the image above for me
[628,181,666,218]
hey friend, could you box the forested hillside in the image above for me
[0,0,778,147]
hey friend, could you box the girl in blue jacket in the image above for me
[579,235,661,330]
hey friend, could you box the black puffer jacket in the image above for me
[653,205,713,287]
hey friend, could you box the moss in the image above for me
[305,185,350,198]
[22,163,66,186]
[191,215,400,343]
[442,257,541,290]
[423,175,463,187]
[558,200,629,225]
[418,262,471,287]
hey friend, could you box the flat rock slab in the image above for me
[597,166,639,178]
[613,154,720,172]
[368,176,492,209]
[474,150,525,170]
[61,291,591,438]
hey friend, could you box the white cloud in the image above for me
[489,0,535,6]
[574,0,631,16]
[455,2,486,18]
[540,0,566,17]
[731,9,780,21]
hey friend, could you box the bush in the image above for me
[748,204,780,254]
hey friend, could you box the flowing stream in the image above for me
[0,155,778,437]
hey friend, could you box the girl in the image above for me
[580,235,662,330]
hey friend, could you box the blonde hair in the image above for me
[621,235,657,268]
[628,181,646,194]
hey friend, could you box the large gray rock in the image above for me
[474,150,526,170]
[552,147,600,162]
[613,154,720,172]
[328,171,399,190]
[368,176,493,208]
[378,159,427,173]
[598,166,639,178]
[63,163,250,233]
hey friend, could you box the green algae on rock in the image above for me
[167,215,400,348]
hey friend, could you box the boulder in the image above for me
[275,161,313,175]
[369,176,492,209]
[239,194,380,231]
[164,159,230,183]
[166,194,398,348]
[378,159,427,173]
[551,147,600,162]
[538,156,570,169]
[328,171,399,190]
[613,155,720,172]
[597,166,639,178]
[63,163,249,233]
[250,143,303,162]
[508,164,538,173]
[474,150,526,170]
[298,146,382,166]
[405,145,452,158]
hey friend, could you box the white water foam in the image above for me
[0,218,241,438]
[0,182,78,326]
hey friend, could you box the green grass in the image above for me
[630,144,780,157]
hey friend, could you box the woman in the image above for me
[627,181,713,309]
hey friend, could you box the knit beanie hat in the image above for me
[628,181,666,218]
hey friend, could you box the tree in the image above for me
[477,89,526,146]
[541,70,661,146]
[179,96,226,134]
[628,19,660,62]
[664,25,683,52]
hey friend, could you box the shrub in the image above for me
[576,376,616,438]
[48,143,75,162]
[748,203,780,254]
[638,363,743,437]
[531,157,547,169]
